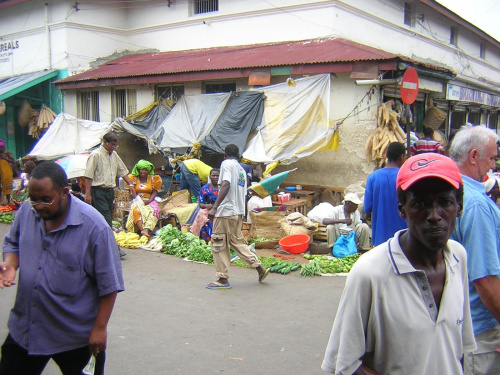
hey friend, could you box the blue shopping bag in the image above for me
[333,231,357,258]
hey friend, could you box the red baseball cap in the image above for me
[396,154,462,191]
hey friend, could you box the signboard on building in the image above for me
[0,40,20,64]
[447,84,500,108]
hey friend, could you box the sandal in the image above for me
[206,281,232,289]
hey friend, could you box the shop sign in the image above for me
[0,40,20,64]
[447,84,500,108]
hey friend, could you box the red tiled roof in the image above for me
[56,38,397,84]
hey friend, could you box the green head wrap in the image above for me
[131,159,155,176]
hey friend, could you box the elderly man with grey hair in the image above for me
[450,125,500,375]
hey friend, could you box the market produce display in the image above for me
[303,254,361,275]
[141,238,164,252]
[124,224,363,277]
[247,237,278,244]
[269,261,301,274]
[365,100,407,167]
[156,224,214,263]
[114,231,148,249]
[0,212,15,224]
[0,205,14,213]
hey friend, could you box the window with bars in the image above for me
[114,89,137,117]
[79,91,99,121]
[156,85,184,101]
[194,0,218,15]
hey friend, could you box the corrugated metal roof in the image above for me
[0,70,58,101]
[56,38,397,84]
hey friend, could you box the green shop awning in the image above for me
[0,70,58,101]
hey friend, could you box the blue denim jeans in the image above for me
[180,163,202,198]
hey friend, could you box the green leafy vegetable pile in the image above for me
[156,224,214,264]
[302,254,361,275]
[247,237,278,244]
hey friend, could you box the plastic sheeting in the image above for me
[151,93,231,152]
[243,74,333,164]
[28,113,110,160]
[201,91,264,156]
[111,99,172,154]
[124,99,172,138]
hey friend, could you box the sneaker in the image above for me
[230,253,239,262]
[119,248,127,259]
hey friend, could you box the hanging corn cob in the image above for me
[365,100,407,168]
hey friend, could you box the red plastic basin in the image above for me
[279,234,310,254]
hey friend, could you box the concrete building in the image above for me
[1,0,499,186]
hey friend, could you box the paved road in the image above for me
[0,222,346,375]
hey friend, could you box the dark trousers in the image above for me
[91,186,115,227]
[0,334,105,375]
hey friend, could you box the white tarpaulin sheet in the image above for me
[243,74,333,164]
[151,93,230,150]
[28,113,110,160]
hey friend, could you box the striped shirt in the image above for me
[410,138,445,155]
[84,145,129,188]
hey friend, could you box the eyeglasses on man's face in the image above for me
[106,141,119,149]
[29,189,62,208]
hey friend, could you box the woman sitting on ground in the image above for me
[190,169,219,241]
[199,168,220,209]
[12,160,36,206]
[126,160,162,239]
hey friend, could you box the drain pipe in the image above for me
[45,3,52,69]
[355,79,399,86]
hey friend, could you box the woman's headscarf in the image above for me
[131,159,155,176]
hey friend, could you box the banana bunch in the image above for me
[114,232,148,249]
[141,238,164,252]
[365,101,407,167]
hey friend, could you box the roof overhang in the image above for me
[0,69,58,101]
[55,38,438,90]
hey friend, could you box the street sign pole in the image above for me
[400,67,419,156]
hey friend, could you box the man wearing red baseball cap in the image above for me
[322,153,475,375]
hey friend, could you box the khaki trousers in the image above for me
[465,325,500,375]
[326,223,371,251]
[211,215,261,280]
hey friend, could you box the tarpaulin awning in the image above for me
[0,70,58,101]
[242,74,333,164]
[111,99,173,153]
[28,113,110,160]
[151,93,231,152]
[201,91,265,155]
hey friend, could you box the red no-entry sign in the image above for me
[400,67,419,104]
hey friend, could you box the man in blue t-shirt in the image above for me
[364,142,407,246]
[450,125,500,374]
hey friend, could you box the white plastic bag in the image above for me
[132,195,144,206]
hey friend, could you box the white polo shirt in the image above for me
[322,230,476,375]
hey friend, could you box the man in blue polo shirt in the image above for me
[450,125,500,375]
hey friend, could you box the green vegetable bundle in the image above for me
[156,224,214,264]
[269,261,301,274]
[247,237,278,244]
[300,260,322,277]
[302,253,361,274]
